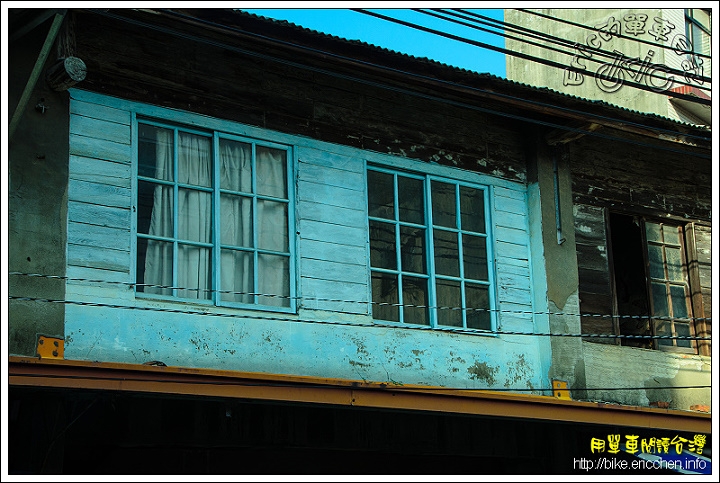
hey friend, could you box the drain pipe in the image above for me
[553,149,566,246]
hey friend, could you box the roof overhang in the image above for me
[670,86,712,126]
[8,356,710,434]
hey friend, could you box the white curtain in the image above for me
[144,131,288,306]
[144,130,212,299]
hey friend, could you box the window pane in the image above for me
[403,276,429,325]
[676,323,692,348]
[258,254,290,307]
[645,222,662,243]
[655,319,673,346]
[219,139,252,192]
[669,285,689,319]
[647,244,665,279]
[663,225,681,245]
[372,272,399,322]
[400,226,426,274]
[257,200,288,252]
[651,282,669,316]
[138,181,173,237]
[436,279,462,327]
[256,146,287,198]
[138,124,173,181]
[368,170,394,219]
[463,234,488,281]
[434,230,459,277]
[369,220,396,269]
[178,132,212,188]
[466,283,491,330]
[432,181,456,228]
[460,186,485,233]
[220,249,254,304]
[220,193,253,247]
[177,244,211,299]
[178,188,212,243]
[398,176,424,224]
[137,239,173,295]
[665,246,684,281]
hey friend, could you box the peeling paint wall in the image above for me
[583,342,711,410]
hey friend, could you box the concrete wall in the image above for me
[8,17,69,356]
[505,9,702,120]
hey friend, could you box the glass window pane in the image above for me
[258,254,290,307]
[368,170,395,219]
[257,200,288,252]
[138,181,173,237]
[220,193,253,247]
[403,276,429,325]
[463,234,488,281]
[400,226,426,274]
[651,282,669,316]
[369,220,396,270]
[256,146,287,198]
[434,230,459,277]
[398,176,424,224]
[665,247,684,282]
[669,285,689,319]
[676,323,692,348]
[178,188,212,243]
[432,181,456,228]
[645,222,662,243]
[177,244,211,299]
[466,283,491,330]
[655,319,672,346]
[138,124,173,181]
[460,186,485,233]
[219,139,252,192]
[436,279,462,327]
[663,225,681,245]
[372,272,399,322]
[220,249,254,304]
[647,244,665,279]
[137,239,173,296]
[178,132,212,188]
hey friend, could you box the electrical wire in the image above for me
[415,8,711,92]
[516,8,712,60]
[9,272,713,326]
[351,9,711,105]
[7,293,712,341]
[87,9,711,162]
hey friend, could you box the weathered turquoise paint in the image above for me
[63,89,552,393]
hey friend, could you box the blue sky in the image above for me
[240,8,507,78]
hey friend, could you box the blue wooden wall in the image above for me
[64,89,551,392]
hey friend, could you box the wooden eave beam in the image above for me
[9,356,711,434]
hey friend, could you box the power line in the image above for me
[93,9,711,161]
[516,8,712,60]
[351,9,711,106]
[8,272,713,325]
[425,8,711,90]
[7,295,712,341]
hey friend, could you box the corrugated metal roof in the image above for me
[235,9,710,132]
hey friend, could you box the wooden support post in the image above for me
[46,56,87,91]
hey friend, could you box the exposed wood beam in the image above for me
[9,11,66,141]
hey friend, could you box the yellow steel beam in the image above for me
[8,356,710,434]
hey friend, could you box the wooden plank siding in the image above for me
[66,90,536,337]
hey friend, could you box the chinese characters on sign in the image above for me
[563,13,706,93]
[590,434,707,455]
